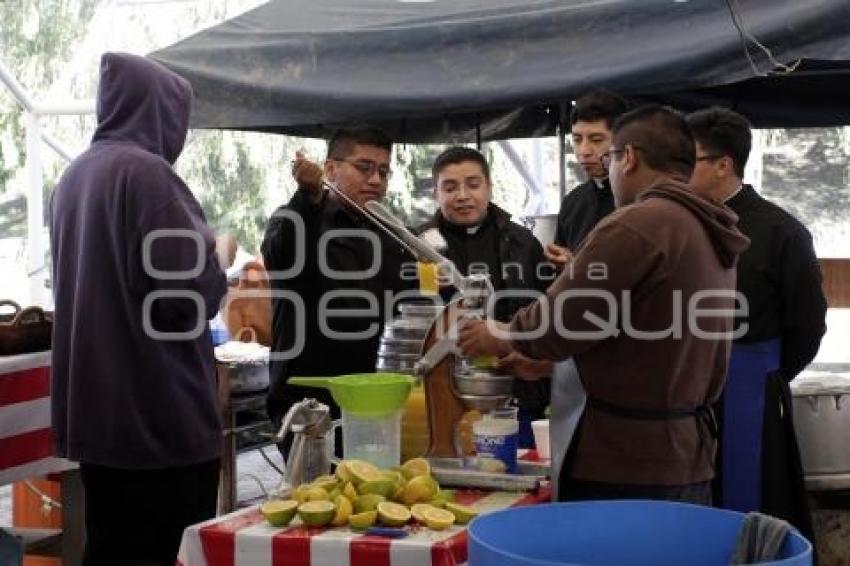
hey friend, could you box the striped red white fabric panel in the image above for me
[0,366,50,408]
[200,507,266,566]
[185,487,551,566]
[0,363,61,484]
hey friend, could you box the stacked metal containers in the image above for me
[377,303,443,374]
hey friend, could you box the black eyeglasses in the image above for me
[600,145,648,169]
[332,158,392,181]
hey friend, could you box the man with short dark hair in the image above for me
[418,146,551,446]
[459,106,749,504]
[261,128,414,429]
[687,107,826,539]
[545,89,629,268]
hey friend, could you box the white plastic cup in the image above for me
[531,419,550,460]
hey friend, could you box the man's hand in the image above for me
[495,351,553,381]
[215,234,238,270]
[291,150,324,203]
[457,318,513,359]
[544,243,573,269]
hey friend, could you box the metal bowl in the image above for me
[453,371,514,397]
[457,393,512,412]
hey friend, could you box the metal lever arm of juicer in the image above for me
[364,200,468,290]
[414,333,459,377]
[274,398,307,443]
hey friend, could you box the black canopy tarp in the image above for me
[151,0,850,142]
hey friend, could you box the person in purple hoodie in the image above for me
[49,52,235,565]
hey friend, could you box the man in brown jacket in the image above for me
[459,106,749,504]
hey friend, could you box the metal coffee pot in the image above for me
[274,398,333,490]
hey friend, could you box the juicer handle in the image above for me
[274,400,305,443]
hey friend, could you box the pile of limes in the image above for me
[260,457,479,531]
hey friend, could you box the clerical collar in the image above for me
[723,184,745,204]
[593,178,608,190]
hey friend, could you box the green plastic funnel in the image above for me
[289,372,415,417]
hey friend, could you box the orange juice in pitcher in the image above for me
[401,384,430,461]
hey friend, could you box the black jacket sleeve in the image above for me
[779,226,828,380]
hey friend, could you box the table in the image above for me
[0,351,83,566]
[178,486,551,566]
[0,352,75,485]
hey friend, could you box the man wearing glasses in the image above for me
[687,107,826,541]
[545,89,629,269]
[261,128,414,440]
[459,106,749,504]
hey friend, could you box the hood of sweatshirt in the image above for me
[92,52,192,164]
[639,181,750,268]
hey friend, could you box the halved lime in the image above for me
[330,494,353,527]
[348,460,384,484]
[410,503,437,523]
[400,457,431,480]
[444,502,478,525]
[377,501,412,527]
[348,510,378,531]
[353,493,386,514]
[298,500,336,527]
[357,479,396,498]
[423,507,455,530]
[400,474,439,505]
[261,499,299,527]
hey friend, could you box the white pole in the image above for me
[25,112,46,307]
[34,101,96,116]
[41,131,78,162]
[0,58,35,112]
[529,138,545,216]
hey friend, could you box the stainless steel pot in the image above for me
[791,371,850,490]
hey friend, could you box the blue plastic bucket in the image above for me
[468,501,812,566]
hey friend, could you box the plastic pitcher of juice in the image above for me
[401,384,430,461]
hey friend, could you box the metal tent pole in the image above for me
[25,112,46,306]
[557,102,568,200]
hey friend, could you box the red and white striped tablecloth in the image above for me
[0,351,75,486]
[177,487,551,566]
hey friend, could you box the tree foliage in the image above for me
[178,131,268,254]
[0,0,99,192]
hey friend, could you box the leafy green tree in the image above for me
[762,127,850,226]
[178,131,268,254]
[0,0,99,195]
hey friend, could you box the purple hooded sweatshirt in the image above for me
[48,53,226,469]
